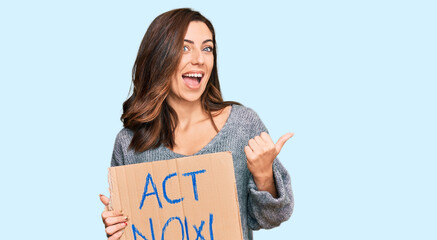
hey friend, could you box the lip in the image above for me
[182,70,205,75]
[181,70,205,89]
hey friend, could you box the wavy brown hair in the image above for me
[121,8,240,152]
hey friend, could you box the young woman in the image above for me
[100,8,294,240]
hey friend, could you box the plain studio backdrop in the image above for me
[0,0,435,239]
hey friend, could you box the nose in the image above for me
[191,49,204,65]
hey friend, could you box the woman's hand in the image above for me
[100,194,128,240]
[244,132,294,198]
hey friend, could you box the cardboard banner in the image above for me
[108,151,243,240]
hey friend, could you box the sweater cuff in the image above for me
[248,161,289,208]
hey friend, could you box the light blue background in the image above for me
[0,0,436,239]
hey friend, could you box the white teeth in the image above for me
[183,73,203,78]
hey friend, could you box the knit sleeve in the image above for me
[110,129,127,167]
[243,108,294,230]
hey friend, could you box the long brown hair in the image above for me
[122,8,240,152]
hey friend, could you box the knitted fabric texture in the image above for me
[110,104,294,240]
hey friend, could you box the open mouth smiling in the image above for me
[182,72,204,88]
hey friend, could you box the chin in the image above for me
[168,78,208,104]
[179,93,203,103]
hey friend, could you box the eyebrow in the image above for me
[184,39,213,44]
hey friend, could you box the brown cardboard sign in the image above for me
[108,151,243,240]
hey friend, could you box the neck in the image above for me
[166,98,208,129]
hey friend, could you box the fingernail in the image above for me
[124,216,128,221]
[125,222,128,226]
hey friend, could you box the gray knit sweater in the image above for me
[110,104,294,240]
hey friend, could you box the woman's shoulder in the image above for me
[231,104,263,123]
[114,127,134,146]
[227,104,268,136]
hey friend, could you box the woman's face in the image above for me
[168,21,214,105]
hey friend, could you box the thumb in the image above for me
[275,132,294,153]
[99,194,110,206]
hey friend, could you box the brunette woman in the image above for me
[100,8,294,240]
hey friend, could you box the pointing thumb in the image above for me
[275,132,294,153]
